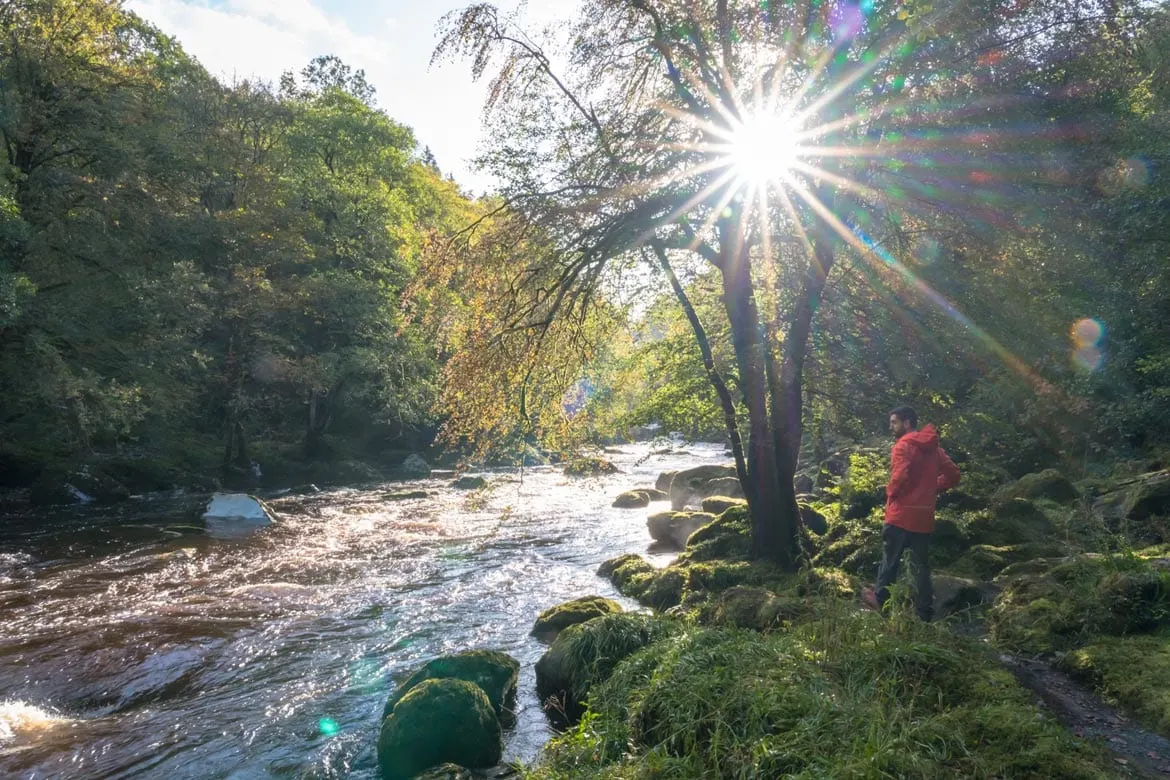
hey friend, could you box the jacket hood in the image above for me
[899,423,939,451]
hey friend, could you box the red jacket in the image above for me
[885,424,960,533]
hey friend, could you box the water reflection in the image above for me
[0,444,721,778]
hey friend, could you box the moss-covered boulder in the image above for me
[811,522,882,577]
[613,490,651,508]
[989,553,1170,655]
[679,505,753,562]
[1095,469,1170,524]
[647,510,715,549]
[452,475,487,490]
[1061,635,1170,737]
[966,499,1053,546]
[705,476,744,499]
[382,650,519,721]
[598,554,655,591]
[994,469,1079,504]
[378,678,501,780]
[564,457,618,477]
[532,596,622,638]
[534,613,677,726]
[668,464,738,509]
[701,495,746,515]
[949,543,1067,580]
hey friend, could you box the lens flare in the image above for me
[725,111,804,187]
[318,717,340,736]
[1071,318,1106,371]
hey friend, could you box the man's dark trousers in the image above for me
[875,524,933,621]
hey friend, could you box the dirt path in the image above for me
[1001,653,1170,778]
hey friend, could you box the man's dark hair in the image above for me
[890,406,918,428]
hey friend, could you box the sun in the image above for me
[724,110,805,188]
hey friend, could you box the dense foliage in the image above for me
[0,0,472,492]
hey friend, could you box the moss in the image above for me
[531,613,1116,779]
[965,499,1054,546]
[810,520,882,577]
[597,554,655,593]
[532,596,623,638]
[679,504,753,562]
[1062,634,1170,737]
[534,613,679,726]
[994,468,1080,504]
[948,542,1068,580]
[382,649,519,721]
[377,678,501,780]
[989,553,1170,654]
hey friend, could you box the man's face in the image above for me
[890,414,910,439]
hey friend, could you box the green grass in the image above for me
[989,552,1170,655]
[527,603,1118,779]
[1062,633,1170,738]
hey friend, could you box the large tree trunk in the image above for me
[718,221,800,567]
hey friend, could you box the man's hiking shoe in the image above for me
[860,587,880,612]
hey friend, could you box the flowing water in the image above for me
[0,444,724,779]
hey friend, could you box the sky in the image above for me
[125,0,573,194]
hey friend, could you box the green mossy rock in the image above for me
[811,522,882,576]
[949,543,1067,580]
[994,469,1079,504]
[966,499,1053,546]
[1062,634,1170,737]
[534,613,677,726]
[680,505,753,562]
[382,650,519,720]
[613,490,651,508]
[377,678,501,780]
[700,495,746,515]
[452,475,487,490]
[598,554,655,591]
[532,596,623,638]
[1095,469,1170,525]
[564,457,618,477]
[990,553,1170,655]
[668,464,738,509]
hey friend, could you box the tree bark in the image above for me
[717,220,800,567]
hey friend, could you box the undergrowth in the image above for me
[527,603,1118,779]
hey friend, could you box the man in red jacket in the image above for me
[862,406,961,621]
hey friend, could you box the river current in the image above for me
[0,444,724,779]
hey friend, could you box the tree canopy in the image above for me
[430,0,1167,564]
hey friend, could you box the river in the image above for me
[0,444,724,779]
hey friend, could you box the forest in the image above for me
[3,0,1167,522]
[6,1,1170,779]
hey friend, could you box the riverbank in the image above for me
[520,457,1170,779]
